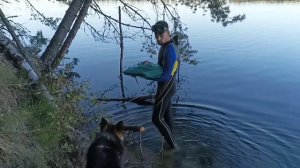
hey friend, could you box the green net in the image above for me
[123,61,162,81]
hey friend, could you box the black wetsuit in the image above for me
[152,39,180,148]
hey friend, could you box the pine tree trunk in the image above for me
[0,8,34,69]
[40,0,84,72]
[51,0,93,70]
[0,10,54,101]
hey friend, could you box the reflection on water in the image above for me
[87,1,300,167]
[82,1,300,167]
[110,101,299,168]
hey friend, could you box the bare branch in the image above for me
[83,20,109,41]
[90,0,151,31]
[159,0,177,19]
[119,0,152,28]
[25,0,61,30]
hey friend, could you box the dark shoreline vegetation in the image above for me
[0,40,90,167]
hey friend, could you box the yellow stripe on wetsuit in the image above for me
[171,60,179,76]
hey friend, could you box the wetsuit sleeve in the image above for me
[159,45,176,82]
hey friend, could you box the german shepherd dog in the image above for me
[86,118,144,168]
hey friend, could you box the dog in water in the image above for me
[86,118,145,168]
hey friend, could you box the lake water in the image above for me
[3,0,300,167]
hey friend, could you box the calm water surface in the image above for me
[4,1,300,167]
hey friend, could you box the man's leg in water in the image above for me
[164,101,174,131]
[152,95,175,148]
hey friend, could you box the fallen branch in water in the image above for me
[95,95,154,105]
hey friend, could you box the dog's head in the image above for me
[100,118,126,141]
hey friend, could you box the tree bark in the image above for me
[51,0,93,70]
[0,8,35,70]
[40,0,84,71]
[0,9,54,101]
[0,32,54,102]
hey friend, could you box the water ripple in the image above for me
[105,102,294,168]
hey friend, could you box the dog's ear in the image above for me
[100,117,109,131]
[115,121,124,130]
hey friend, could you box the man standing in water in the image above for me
[151,21,180,149]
